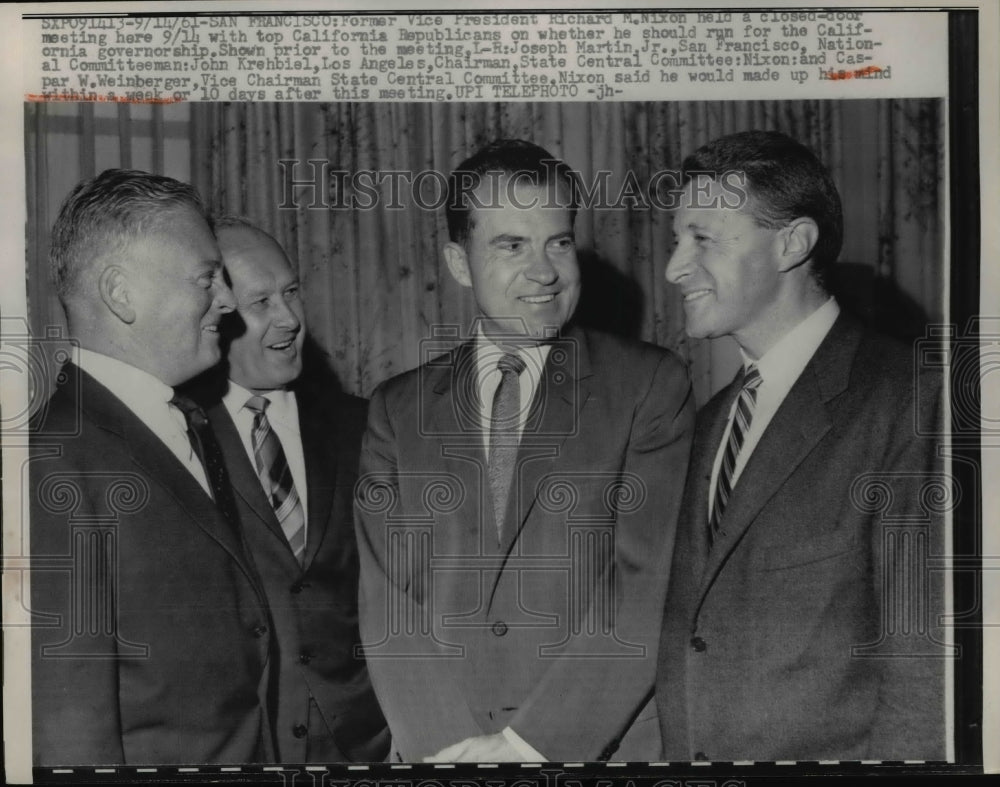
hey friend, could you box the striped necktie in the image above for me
[244,395,306,565]
[709,365,763,545]
[488,352,526,544]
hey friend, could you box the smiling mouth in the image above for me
[519,294,557,305]
[683,289,712,302]
[268,338,297,352]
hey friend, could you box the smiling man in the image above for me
[203,218,389,763]
[655,130,947,761]
[355,139,694,762]
[29,170,278,764]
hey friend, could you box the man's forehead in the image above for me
[674,173,753,218]
[471,170,569,198]
[222,235,293,284]
[467,175,573,225]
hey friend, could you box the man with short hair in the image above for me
[204,218,389,762]
[656,130,947,761]
[356,140,694,762]
[30,170,275,764]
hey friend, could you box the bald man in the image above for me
[202,218,388,762]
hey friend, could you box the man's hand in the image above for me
[423,733,524,763]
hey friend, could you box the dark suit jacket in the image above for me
[355,326,694,761]
[30,364,274,765]
[207,384,389,763]
[656,314,948,761]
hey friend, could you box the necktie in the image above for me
[488,353,526,544]
[244,395,307,565]
[709,365,763,545]
[169,393,240,526]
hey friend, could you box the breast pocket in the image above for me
[760,526,859,571]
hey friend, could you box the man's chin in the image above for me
[269,360,303,387]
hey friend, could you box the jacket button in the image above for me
[293,724,308,739]
[251,624,268,638]
[299,651,313,664]
[690,636,707,652]
[491,621,508,637]
[290,581,305,594]
[694,751,709,762]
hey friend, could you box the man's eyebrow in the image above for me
[488,233,527,245]
[237,287,270,302]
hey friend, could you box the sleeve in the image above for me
[508,352,695,761]
[866,365,949,759]
[30,448,127,765]
[353,383,485,761]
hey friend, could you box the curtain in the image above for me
[26,99,945,406]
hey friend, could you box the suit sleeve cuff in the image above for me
[501,727,547,761]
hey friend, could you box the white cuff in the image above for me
[501,726,547,762]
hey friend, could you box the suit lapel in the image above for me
[506,336,589,550]
[299,392,338,570]
[74,366,264,596]
[694,316,861,613]
[687,375,742,581]
[429,342,491,552]
[208,402,287,545]
[487,328,594,603]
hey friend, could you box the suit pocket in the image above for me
[760,526,858,571]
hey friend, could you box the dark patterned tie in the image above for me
[244,395,306,565]
[709,365,763,545]
[169,393,240,526]
[488,353,527,544]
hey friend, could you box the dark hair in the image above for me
[445,139,578,245]
[50,168,209,301]
[681,130,843,287]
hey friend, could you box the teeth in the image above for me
[204,325,218,332]
[521,295,555,304]
[269,340,293,350]
[684,290,711,302]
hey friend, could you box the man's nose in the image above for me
[525,247,559,284]
[665,242,691,285]
[213,279,236,312]
[274,299,301,330]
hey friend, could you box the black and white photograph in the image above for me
[2,3,995,784]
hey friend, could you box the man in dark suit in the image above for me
[204,218,389,762]
[30,170,275,764]
[355,140,694,762]
[656,130,948,761]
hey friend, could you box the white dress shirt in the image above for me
[708,298,840,519]
[222,381,309,531]
[75,347,211,496]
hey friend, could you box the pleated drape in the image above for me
[26,99,944,405]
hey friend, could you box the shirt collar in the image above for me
[223,379,296,420]
[75,347,176,408]
[473,325,551,378]
[741,297,840,387]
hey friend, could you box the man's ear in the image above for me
[777,217,819,272]
[98,265,136,324]
[443,242,472,288]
